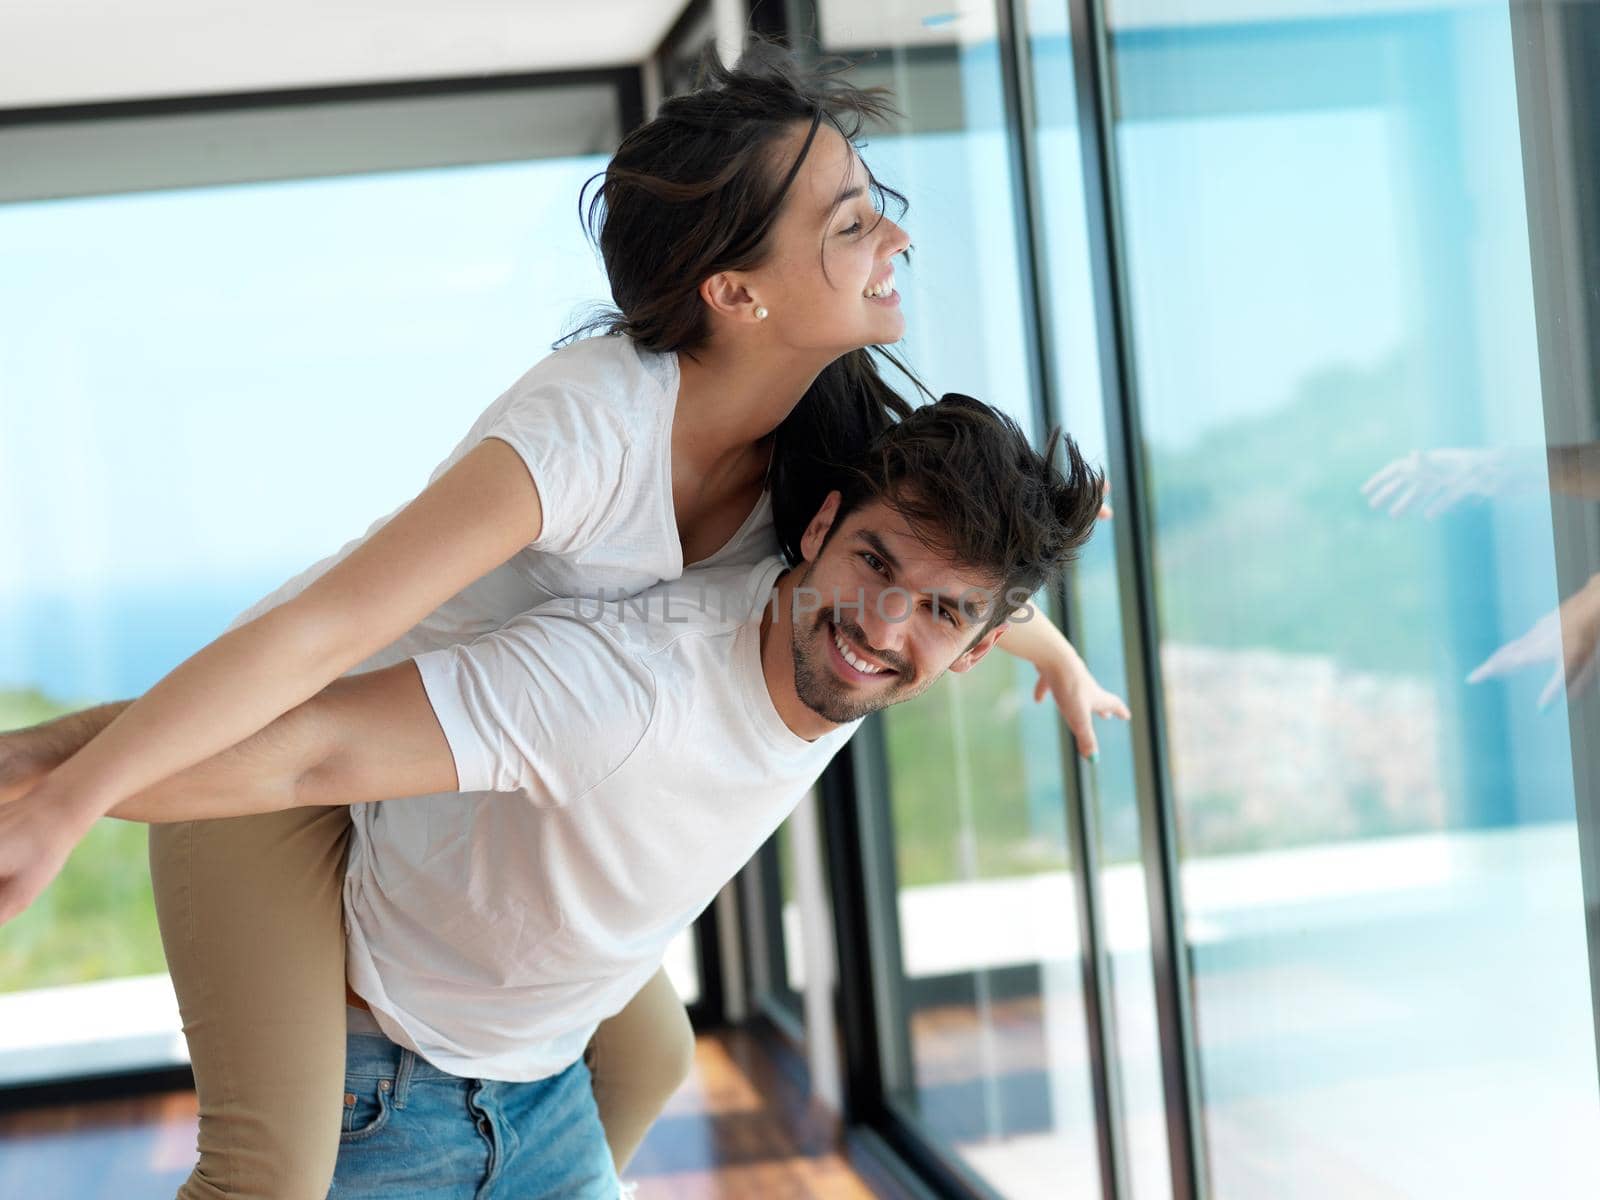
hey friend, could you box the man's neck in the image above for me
[758,568,841,742]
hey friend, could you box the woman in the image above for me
[0,40,1126,1199]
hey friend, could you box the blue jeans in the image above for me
[328,1029,619,1199]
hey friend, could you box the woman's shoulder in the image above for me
[506,333,676,416]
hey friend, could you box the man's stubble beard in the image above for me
[789,561,913,724]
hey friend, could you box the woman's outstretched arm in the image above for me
[115,661,460,822]
[0,660,459,923]
[17,438,540,827]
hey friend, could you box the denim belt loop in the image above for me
[392,1047,417,1109]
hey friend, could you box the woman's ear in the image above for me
[699,273,762,323]
[799,491,843,563]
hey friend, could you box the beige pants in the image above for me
[149,806,694,1200]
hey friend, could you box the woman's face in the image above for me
[742,122,910,356]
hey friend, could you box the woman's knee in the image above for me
[181,1136,341,1200]
[600,972,695,1094]
[659,992,696,1087]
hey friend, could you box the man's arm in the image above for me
[0,662,461,924]
[0,616,622,925]
[3,665,458,822]
[111,662,460,821]
[0,703,130,804]
[1,661,458,821]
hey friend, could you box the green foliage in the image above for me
[878,353,1443,883]
[0,689,167,994]
[0,819,167,992]
[1139,353,1434,672]
[882,657,1072,888]
[0,688,77,731]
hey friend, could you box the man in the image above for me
[0,394,1104,1196]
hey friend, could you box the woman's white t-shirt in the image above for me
[226,332,778,657]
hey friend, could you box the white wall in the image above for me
[0,0,691,109]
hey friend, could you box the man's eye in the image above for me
[862,552,885,573]
[939,606,959,626]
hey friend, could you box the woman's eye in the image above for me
[840,220,863,237]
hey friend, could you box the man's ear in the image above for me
[699,272,762,324]
[948,622,1009,675]
[799,491,843,563]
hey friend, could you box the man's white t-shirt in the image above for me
[342,556,859,1081]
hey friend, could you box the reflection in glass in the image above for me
[1106,1,1600,1193]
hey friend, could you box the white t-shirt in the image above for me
[343,556,859,1081]
[225,333,778,660]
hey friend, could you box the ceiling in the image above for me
[0,0,694,110]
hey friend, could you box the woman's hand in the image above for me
[1028,641,1131,761]
[0,779,102,925]
[1362,447,1546,519]
[1469,575,1600,708]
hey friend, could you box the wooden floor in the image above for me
[0,1027,892,1199]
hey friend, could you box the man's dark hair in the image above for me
[827,394,1105,632]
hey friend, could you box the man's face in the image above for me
[788,493,1011,723]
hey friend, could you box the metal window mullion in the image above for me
[1062,0,1210,1195]
[992,1,1130,1197]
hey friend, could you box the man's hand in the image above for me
[0,730,51,805]
[1029,642,1131,761]
[0,703,129,806]
[0,780,102,925]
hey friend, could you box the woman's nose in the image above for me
[881,218,911,259]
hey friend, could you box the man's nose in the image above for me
[859,587,911,654]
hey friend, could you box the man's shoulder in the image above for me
[537,557,783,660]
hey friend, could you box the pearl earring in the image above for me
[754,306,769,320]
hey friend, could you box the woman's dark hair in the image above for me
[830,394,1106,634]
[562,36,928,561]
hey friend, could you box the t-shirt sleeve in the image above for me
[478,381,632,557]
[411,613,655,805]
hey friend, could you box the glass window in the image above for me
[0,83,704,1080]
[1023,2,1175,1196]
[811,3,1106,1195]
[776,821,805,996]
[1105,1,1600,1193]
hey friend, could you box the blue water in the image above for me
[0,577,291,707]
